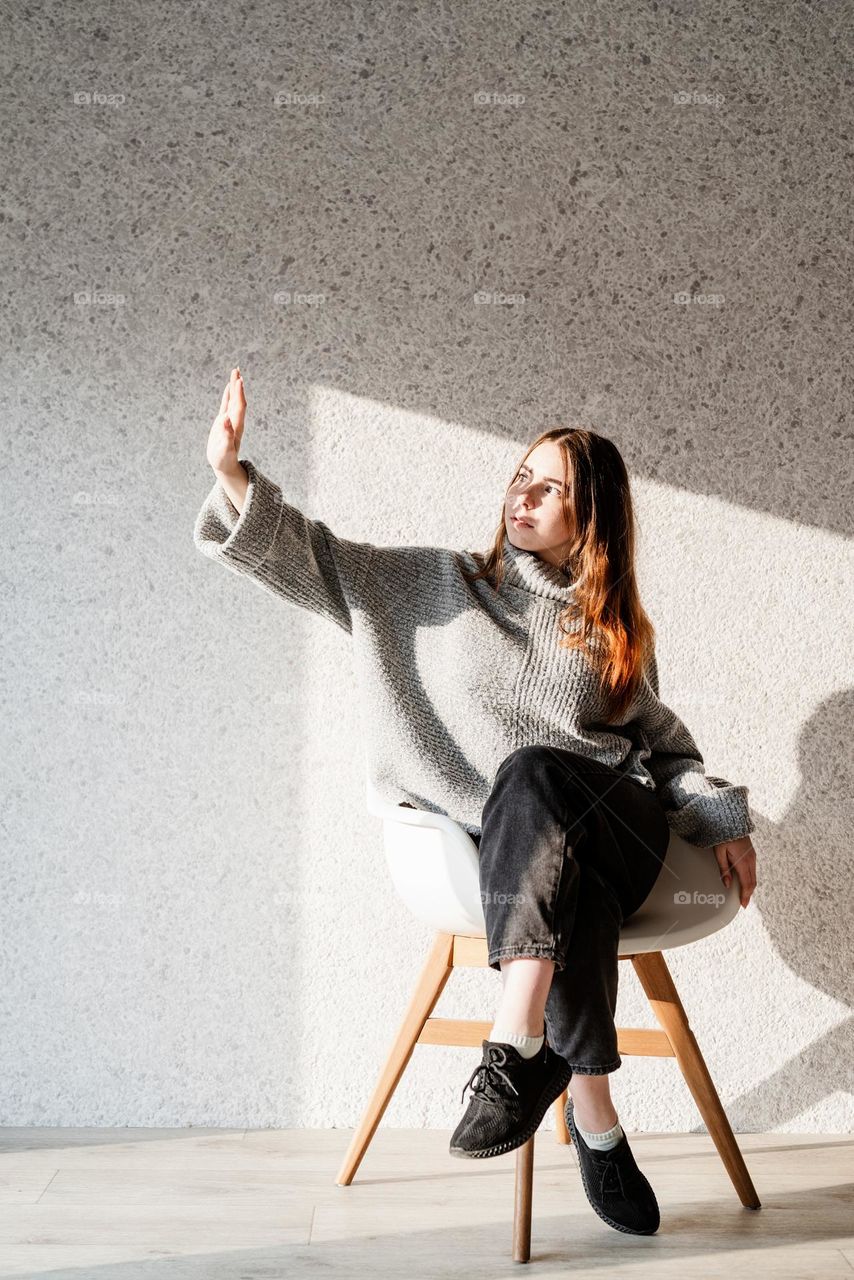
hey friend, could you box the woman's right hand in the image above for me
[206,367,247,476]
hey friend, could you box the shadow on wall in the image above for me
[717,686,854,1132]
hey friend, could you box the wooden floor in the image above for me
[0,1126,851,1278]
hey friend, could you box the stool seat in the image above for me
[366,776,740,952]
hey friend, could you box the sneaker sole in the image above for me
[564,1100,659,1236]
[448,1061,572,1160]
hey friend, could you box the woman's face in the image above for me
[505,440,574,567]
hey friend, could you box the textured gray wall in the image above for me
[3,2,852,1134]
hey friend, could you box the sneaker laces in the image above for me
[588,1150,627,1201]
[460,1044,521,1106]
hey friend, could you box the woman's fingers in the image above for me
[735,851,757,908]
[728,845,757,908]
[214,369,241,431]
[713,838,757,908]
[714,846,732,888]
[225,367,246,439]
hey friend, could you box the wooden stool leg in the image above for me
[554,1090,571,1144]
[631,950,761,1209]
[335,931,455,1185]
[513,1135,535,1263]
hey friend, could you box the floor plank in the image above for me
[0,1127,850,1279]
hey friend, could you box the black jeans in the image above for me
[471,745,670,1075]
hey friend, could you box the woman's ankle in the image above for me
[569,1079,618,1132]
[573,1102,619,1132]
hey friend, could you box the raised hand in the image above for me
[206,366,247,476]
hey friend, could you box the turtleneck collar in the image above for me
[500,531,579,602]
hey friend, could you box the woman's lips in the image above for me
[512,515,533,528]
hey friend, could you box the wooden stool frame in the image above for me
[335,931,761,1263]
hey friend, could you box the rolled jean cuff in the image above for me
[487,943,565,973]
[565,1057,622,1075]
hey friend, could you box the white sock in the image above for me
[489,1024,545,1059]
[575,1115,624,1151]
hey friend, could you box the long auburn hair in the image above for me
[462,427,656,723]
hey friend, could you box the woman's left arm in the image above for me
[635,646,758,909]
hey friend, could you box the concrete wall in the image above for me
[3,1,851,1133]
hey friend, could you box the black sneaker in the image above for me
[564,1096,660,1235]
[449,1037,572,1159]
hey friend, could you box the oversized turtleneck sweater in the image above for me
[193,457,755,849]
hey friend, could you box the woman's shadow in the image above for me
[724,687,853,1131]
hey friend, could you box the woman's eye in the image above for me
[515,469,560,496]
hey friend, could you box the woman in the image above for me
[195,367,758,1238]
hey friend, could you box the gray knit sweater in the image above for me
[193,458,755,849]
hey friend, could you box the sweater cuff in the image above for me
[666,782,756,849]
[212,459,285,572]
